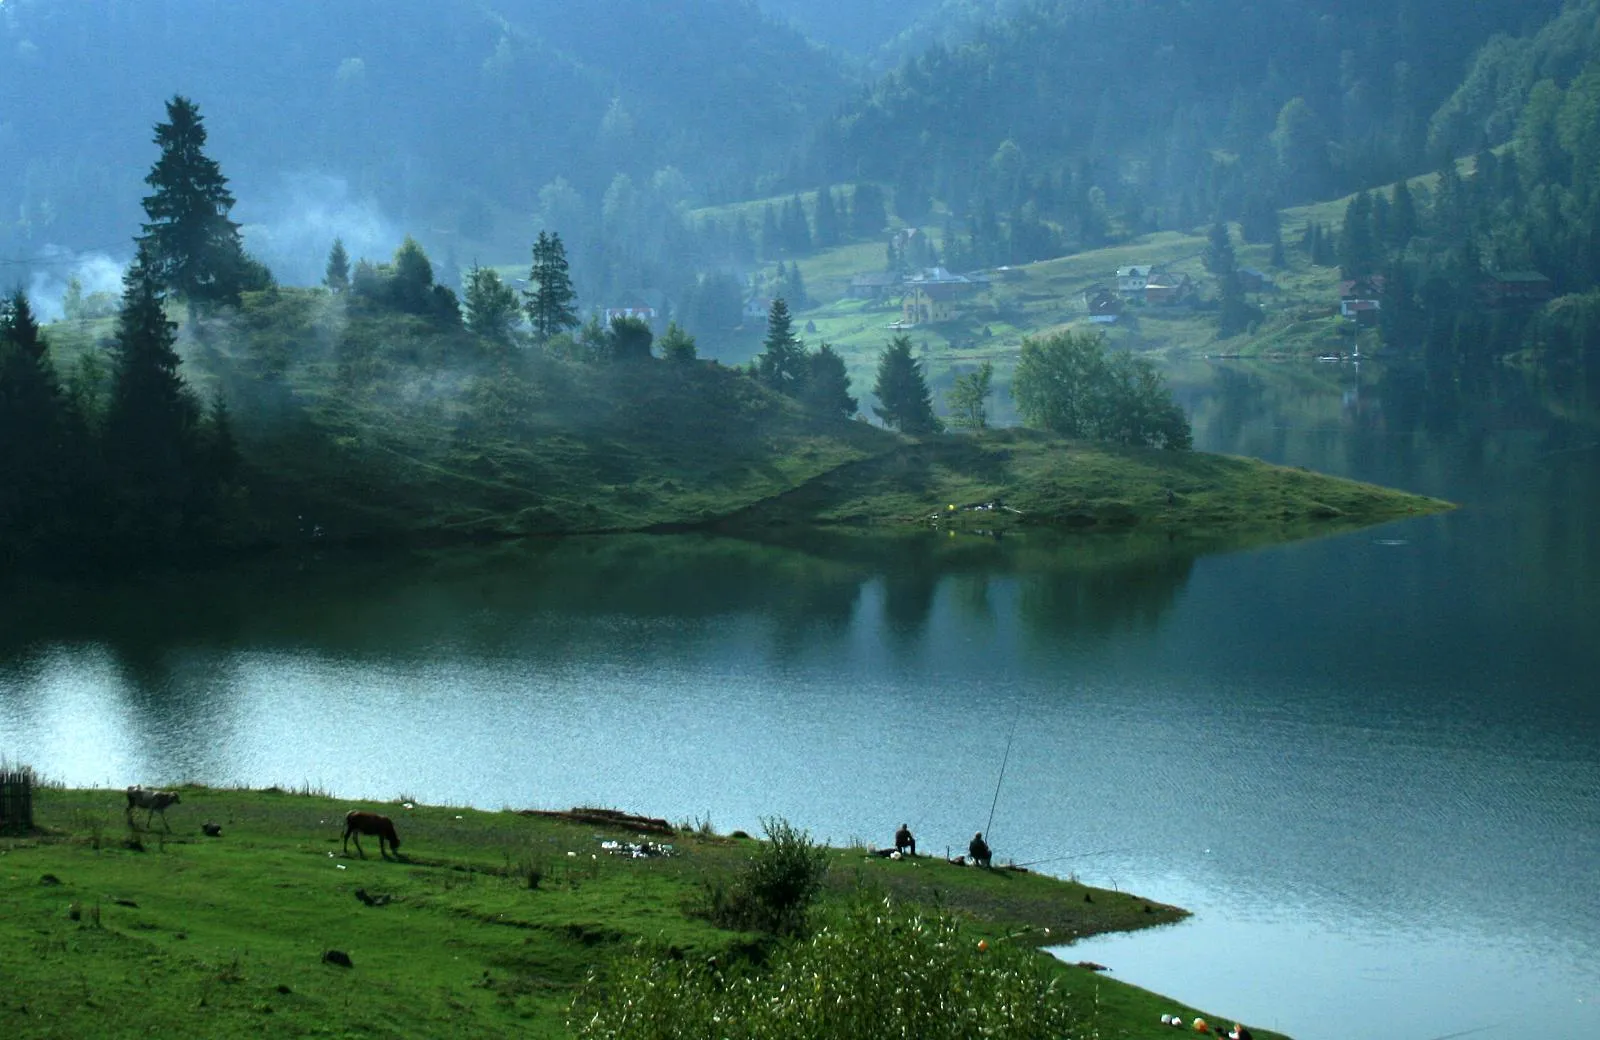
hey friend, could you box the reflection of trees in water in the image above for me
[0,531,1209,686]
[1016,551,1195,640]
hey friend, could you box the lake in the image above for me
[2,358,1597,1039]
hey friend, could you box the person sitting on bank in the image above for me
[894,823,916,856]
[968,831,992,868]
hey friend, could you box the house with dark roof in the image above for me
[1479,271,1554,308]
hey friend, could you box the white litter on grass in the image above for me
[336,864,346,870]
[403,803,414,810]
[454,815,463,820]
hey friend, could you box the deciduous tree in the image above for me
[946,361,993,430]
[802,343,856,419]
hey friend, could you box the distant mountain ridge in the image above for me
[0,0,851,263]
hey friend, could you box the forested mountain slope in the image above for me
[802,0,1562,235]
[0,0,849,269]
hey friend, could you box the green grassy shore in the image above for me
[2,786,1284,1039]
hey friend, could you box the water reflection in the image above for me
[3,358,1598,1040]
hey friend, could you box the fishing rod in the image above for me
[983,710,1020,843]
[1013,848,1133,869]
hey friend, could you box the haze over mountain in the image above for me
[1,0,849,280]
[4,0,1597,326]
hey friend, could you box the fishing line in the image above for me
[983,707,1020,843]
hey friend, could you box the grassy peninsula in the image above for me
[37,286,1447,563]
[1,786,1284,1039]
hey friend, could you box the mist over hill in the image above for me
[4,0,1597,358]
[0,0,849,279]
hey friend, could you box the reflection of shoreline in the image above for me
[0,531,1213,663]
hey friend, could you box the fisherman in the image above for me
[894,823,916,857]
[968,831,992,868]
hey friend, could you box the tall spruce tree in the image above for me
[756,298,806,395]
[0,291,70,558]
[524,230,579,344]
[103,243,203,548]
[139,95,250,307]
[325,238,351,293]
[873,335,939,435]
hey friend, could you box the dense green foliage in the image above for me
[525,231,580,344]
[703,818,831,938]
[138,96,261,307]
[4,785,1231,1040]
[872,335,940,435]
[946,360,994,430]
[1013,331,1192,450]
[575,894,1096,1040]
[806,1,1559,257]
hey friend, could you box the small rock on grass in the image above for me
[322,950,353,968]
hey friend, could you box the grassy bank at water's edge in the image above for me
[3,786,1286,1039]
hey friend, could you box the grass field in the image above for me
[2,786,1287,1039]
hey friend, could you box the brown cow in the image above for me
[343,810,402,860]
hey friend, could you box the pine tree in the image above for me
[0,291,71,556]
[802,343,856,419]
[139,96,250,307]
[851,183,888,239]
[783,263,810,310]
[814,187,841,248]
[1270,228,1288,270]
[391,236,435,312]
[1203,221,1237,277]
[102,244,203,549]
[659,322,697,363]
[1338,192,1379,277]
[756,298,806,396]
[464,264,520,343]
[873,335,939,435]
[1390,180,1419,247]
[325,238,351,293]
[782,195,813,254]
[524,231,579,344]
[63,277,85,320]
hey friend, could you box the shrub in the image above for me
[1012,330,1191,450]
[706,816,830,937]
[573,894,1098,1039]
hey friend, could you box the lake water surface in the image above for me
[2,360,1597,1039]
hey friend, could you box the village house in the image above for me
[1478,271,1554,308]
[1116,265,1154,298]
[1144,272,1194,306]
[1339,276,1385,324]
[899,268,983,326]
[1082,285,1123,316]
[603,306,657,326]
[1238,267,1276,294]
[848,271,903,301]
[743,297,774,322]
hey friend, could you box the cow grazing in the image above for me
[343,811,402,860]
[125,786,181,832]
